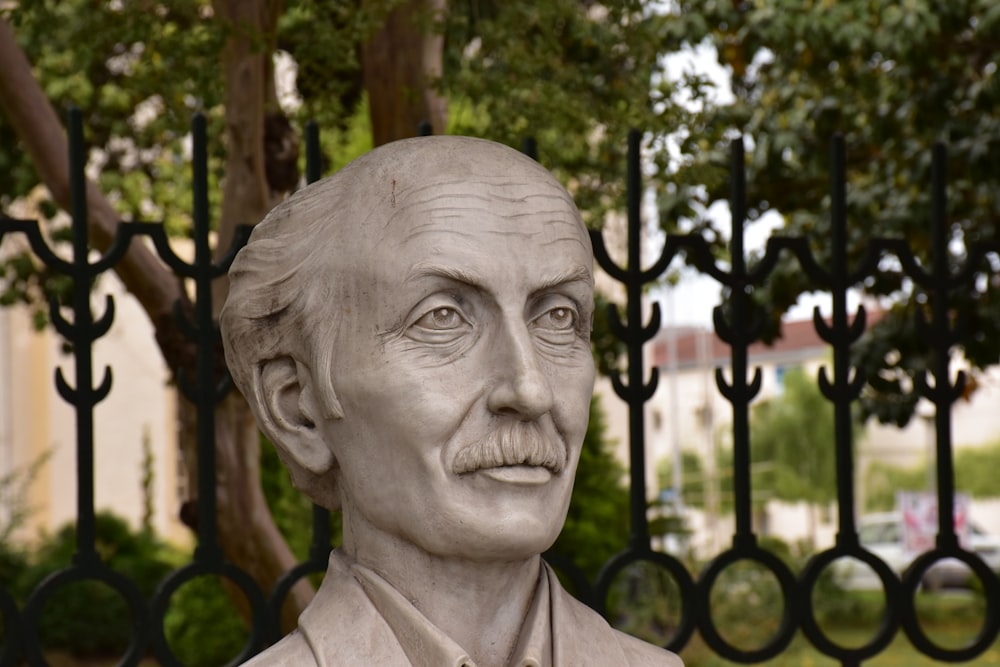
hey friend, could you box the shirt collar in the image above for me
[336,551,551,667]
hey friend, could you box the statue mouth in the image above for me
[476,465,554,486]
[452,421,566,475]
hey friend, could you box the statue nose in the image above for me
[486,323,554,420]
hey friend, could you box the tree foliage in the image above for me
[749,367,847,506]
[0,1,224,223]
[551,396,630,580]
[864,438,1000,511]
[667,0,1000,426]
[6,513,182,655]
[443,1,687,225]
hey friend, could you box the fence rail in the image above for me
[1,110,998,666]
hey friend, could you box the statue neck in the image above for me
[341,505,542,667]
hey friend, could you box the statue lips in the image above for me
[452,419,567,486]
[478,465,554,486]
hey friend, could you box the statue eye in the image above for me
[531,304,579,342]
[414,306,464,330]
[405,299,473,345]
[543,306,576,330]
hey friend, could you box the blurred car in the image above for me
[833,512,1000,591]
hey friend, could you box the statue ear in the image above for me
[254,356,335,475]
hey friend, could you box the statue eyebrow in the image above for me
[530,266,594,293]
[407,264,483,288]
[407,264,593,293]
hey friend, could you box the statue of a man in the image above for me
[221,136,683,666]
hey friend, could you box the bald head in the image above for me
[220,136,591,511]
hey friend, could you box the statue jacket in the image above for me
[242,550,683,666]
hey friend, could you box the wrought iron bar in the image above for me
[149,114,268,667]
[693,138,797,663]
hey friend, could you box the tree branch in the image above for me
[0,16,193,373]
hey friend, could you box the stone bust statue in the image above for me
[221,136,683,666]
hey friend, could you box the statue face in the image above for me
[321,173,596,561]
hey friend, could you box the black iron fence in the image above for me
[1,110,998,666]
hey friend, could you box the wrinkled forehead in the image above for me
[297,137,593,279]
[382,172,587,242]
[342,136,587,235]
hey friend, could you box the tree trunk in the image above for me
[203,0,312,626]
[213,392,313,630]
[211,0,293,304]
[362,0,448,145]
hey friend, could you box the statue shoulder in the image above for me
[546,567,683,665]
[240,631,316,666]
[613,629,685,666]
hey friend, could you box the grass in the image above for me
[679,630,1000,666]
[679,588,1000,666]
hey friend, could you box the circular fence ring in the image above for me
[900,547,1000,662]
[695,545,798,663]
[797,545,900,661]
[20,563,151,667]
[150,560,271,667]
[542,551,595,609]
[593,548,696,652]
[267,557,329,643]
[0,585,23,667]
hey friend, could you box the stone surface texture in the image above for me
[221,136,682,666]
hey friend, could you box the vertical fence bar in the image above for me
[67,107,99,563]
[624,128,650,549]
[723,137,756,545]
[826,134,862,541]
[151,113,271,666]
[929,143,958,547]
[898,141,1000,663]
[190,112,222,563]
[20,107,151,667]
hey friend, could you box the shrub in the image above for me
[13,512,181,655]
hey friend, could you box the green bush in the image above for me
[162,574,248,667]
[551,396,631,580]
[12,512,181,655]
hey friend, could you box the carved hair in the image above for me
[220,172,358,510]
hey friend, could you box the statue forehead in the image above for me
[330,136,585,247]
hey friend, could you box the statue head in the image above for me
[221,136,596,561]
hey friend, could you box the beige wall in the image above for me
[0,275,189,546]
[1,305,54,538]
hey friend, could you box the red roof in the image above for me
[650,311,882,369]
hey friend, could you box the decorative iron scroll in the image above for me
[1,111,998,666]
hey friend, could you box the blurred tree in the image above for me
[863,460,927,513]
[666,0,1000,427]
[749,367,854,546]
[864,437,1000,511]
[656,449,706,509]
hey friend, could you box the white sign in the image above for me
[897,491,971,556]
